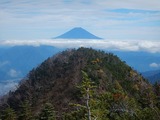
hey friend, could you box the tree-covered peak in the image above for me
[0,47,159,120]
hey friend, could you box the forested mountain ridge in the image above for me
[0,47,159,120]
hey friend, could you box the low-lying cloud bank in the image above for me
[0,39,160,53]
[0,80,19,96]
[150,63,160,68]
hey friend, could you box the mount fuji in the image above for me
[55,27,102,39]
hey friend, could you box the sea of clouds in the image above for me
[0,39,160,53]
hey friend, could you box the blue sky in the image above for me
[0,0,160,52]
[0,0,160,39]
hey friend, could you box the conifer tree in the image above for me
[154,82,160,108]
[77,71,97,120]
[65,71,97,120]
[39,103,56,120]
[18,100,32,120]
[2,107,17,120]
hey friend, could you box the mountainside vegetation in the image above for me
[0,47,159,120]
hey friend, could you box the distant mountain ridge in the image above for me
[0,46,61,81]
[112,51,160,72]
[55,27,102,39]
[142,70,160,83]
[0,46,62,95]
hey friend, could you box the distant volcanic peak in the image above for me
[55,27,102,39]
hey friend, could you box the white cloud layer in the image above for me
[0,61,9,67]
[0,39,160,53]
[149,63,160,68]
[7,69,21,78]
[0,80,18,95]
